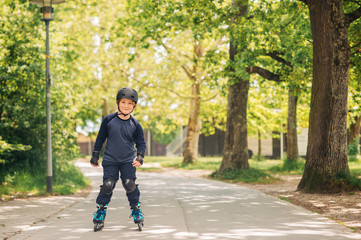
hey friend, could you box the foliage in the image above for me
[0,0,87,194]
[248,80,287,138]
[0,162,89,199]
[116,0,230,143]
[331,170,361,192]
[244,0,312,136]
[0,0,46,183]
[52,163,90,195]
[348,138,360,158]
[0,136,31,164]
[1,0,361,194]
[269,158,305,173]
[144,157,361,186]
[348,9,361,128]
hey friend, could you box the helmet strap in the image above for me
[117,105,135,117]
[118,106,130,117]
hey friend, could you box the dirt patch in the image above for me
[239,174,361,233]
[158,168,361,234]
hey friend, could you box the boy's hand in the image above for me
[90,151,100,167]
[132,158,142,167]
[132,152,144,167]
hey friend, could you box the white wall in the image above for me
[248,128,309,157]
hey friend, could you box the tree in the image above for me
[0,0,87,187]
[119,0,227,163]
[219,0,250,172]
[348,7,361,146]
[246,1,312,162]
[0,1,46,182]
[297,0,361,193]
[220,0,312,172]
[247,80,287,159]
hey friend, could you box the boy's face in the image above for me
[118,98,136,115]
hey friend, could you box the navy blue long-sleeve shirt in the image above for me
[93,112,146,163]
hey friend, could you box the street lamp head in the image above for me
[29,0,65,21]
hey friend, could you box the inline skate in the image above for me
[93,203,107,232]
[130,202,144,231]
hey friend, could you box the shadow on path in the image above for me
[4,161,361,240]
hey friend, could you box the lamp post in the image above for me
[29,0,65,194]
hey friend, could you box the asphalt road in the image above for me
[3,161,361,240]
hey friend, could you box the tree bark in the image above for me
[183,82,201,164]
[349,116,361,145]
[182,42,203,164]
[298,0,350,193]
[257,130,262,160]
[287,86,299,161]
[220,77,250,171]
[219,0,250,173]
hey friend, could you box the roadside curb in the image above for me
[0,161,93,240]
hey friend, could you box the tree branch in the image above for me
[201,94,218,102]
[162,42,192,61]
[266,51,293,69]
[246,66,282,82]
[351,41,361,50]
[279,4,305,32]
[132,77,191,99]
[182,64,195,80]
[345,6,361,25]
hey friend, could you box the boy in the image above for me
[90,87,146,231]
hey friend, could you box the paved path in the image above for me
[1,161,361,240]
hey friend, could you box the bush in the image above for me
[53,162,90,195]
[332,171,361,191]
[348,138,360,157]
[268,158,305,173]
[0,162,89,200]
[211,168,276,184]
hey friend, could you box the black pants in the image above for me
[96,161,140,206]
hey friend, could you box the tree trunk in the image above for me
[182,42,204,164]
[349,116,361,145]
[257,130,262,160]
[219,0,249,173]
[298,0,350,193]
[287,86,299,161]
[183,82,201,164]
[102,98,109,119]
[220,78,250,172]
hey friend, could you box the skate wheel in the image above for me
[94,222,104,232]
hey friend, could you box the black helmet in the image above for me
[116,87,138,104]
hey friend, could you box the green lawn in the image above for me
[0,162,90,201]
[143,155,361,184]
[145,156,295,172]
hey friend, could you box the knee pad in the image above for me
[122,179,137,193]
[101,178,116,195]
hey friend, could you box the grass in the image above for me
[143,156,183,168]
[349,155,361,176]
[145,156,284,171]
[211,168,277,184]
[279,196,293,203]
[0,171,46,199]
[144,156,282,183]
[144,155,361,185]
[0,162,90,200]
[3,155,360,199]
